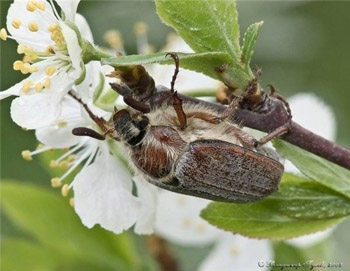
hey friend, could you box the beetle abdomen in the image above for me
[171,139,283,203]
[131,126,187,179]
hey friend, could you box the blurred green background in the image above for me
[1,1,350,270]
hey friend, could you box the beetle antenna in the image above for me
[166,52,179,93]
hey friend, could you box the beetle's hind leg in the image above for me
[253,85,293,147]
[166,52,187,130]
[184,97,240,124]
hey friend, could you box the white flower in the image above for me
[285,93,337,247]
[155,190,272,271]
[0,0,91,129]
[22,60,157,234]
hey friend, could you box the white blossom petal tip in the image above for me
[73,150,140,234]
[199,234,272,271]
[155,190,221,245]
[11,93,62,129]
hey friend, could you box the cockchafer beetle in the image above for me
[70,53,291,203]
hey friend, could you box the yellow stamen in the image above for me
[45,45,55,54]
[34,83,44,92]
[67,155,76,162]
[69,198,75,207]
[45,66,56,76]
[28,22,39,32]
[44,79,51,88]
[0,28,8,40]
[26,0,38,12]
[13,60,24,71]
[23,55,33,63]
[11,19,22,29]
[182,217,192,228]
[22,81,34,93]
[29,66,38,73]
[17,44,27,54]
[50,160,59,168]
[22,150,33,161]
[37,143,45,149]
[134,22,148,34]
[196,223,206,232]
[176,196,186,206]
[20,63,31,74]
[61,184,69,197]
[51,177,62,188]
[59,161,70,170]
[230,246,240,256]
[48,24,59,32]
[104,30,123,49]
[38,2,45,11]
[57,120,68,128]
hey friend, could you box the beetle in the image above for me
[69,53,288,203]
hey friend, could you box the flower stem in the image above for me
[146,235,179,271]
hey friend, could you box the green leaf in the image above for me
[274,140,350,199]
[1,181,140,271]
[273,238,332,266]
[102,51,231,80]
[95,88,119,111]
[201,174,346,239]
[93,72,107,103]
[155,0,241,60]
[1,239,58,271]
[241,21,263,71]
[267,174,350,220]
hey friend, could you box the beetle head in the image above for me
[113,109,149,146]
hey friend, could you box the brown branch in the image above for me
[148,91,350,170]
[146,234,179,271]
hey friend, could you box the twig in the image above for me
[146,234,179,271]
[148,91,350,170]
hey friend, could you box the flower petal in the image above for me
[155,191,220,245]
[60,21,82,80]
[289,93,336,141]
[11,92,62,129]
[133,176,158,234]
[199,234,272,271]
[56,0,80,22]
[73,147,140,234]
[7,0,57,51]
[285,93,336,174]
[35,97,83,148]
[0,81,23,100]
[75,13,93,42]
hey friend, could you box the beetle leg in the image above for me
[254,122,290,147]
[267,84,292,120]
[186,98,240,124]
[123,95,151,113]
[69,91,109,134]
[226,125,258,148]
[172,91,187,130]
[166,52,187,130]
[110,81,133,97]
[251,85,293,147]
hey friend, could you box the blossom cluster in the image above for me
[1,1,336,270]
